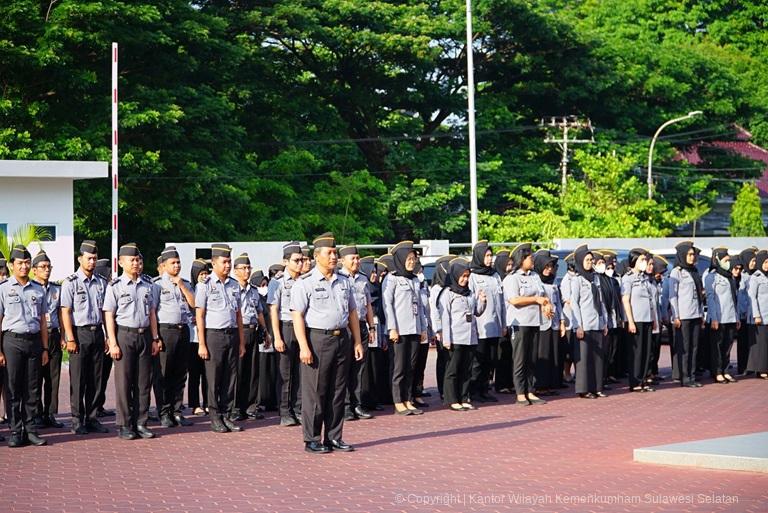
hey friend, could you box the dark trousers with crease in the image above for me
[391,334,420,403]
[69,326,105,423]
[736,320,749,374]
[535,329,559,390]
[204,328,238,419]
[3,333,42,435]
[710,322,737,376]
[97,351,112,412]
[628,322,652,388]
[674,318,701,385]
[443,344,473,404]
[301,329,351,443]
[512,326,538,395]
[470,337,499,396]
[412,341,429,396]
[347,321,368,409]
[158,324,189,417]
[495,333,513,391]
[278,321,302,418]
[258,350,279,410]
[435,341,450,397]
[38,328,62,417]
[234,326,260,416]
[574,330,604,394]
[114,327,153,428]
[365,346,392,407]
[187,337,207,410]
[604,327,620,380]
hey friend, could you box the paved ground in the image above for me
[1,348,767,513]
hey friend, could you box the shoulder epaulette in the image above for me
[141,274,152,282]
[0,278,7,286]
[151,276,162,283]
[65,273,78,282]
[181,278,191,285]
[109,277,121,286]
[299,273,312,280]
[203,276,212,284]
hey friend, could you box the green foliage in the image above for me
[729,183,766,237]
[0,224,50,260]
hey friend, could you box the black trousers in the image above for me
[535,329,559,390]
[574,330,604,394]
[495,333,513,391]
[512,326,538,395]
[187,340,208,409]
[204,328,238,419]
[435,341,450,397]
[443,344,474,404]
[158,324,189,417]
[412,341,429,396]
[97,351,112,411]
[604,328,620,380]
[114,327,153,428]
[301,329,351,443]
[363,346,392,407]
[234,326,260,416]
[737,320,749,374]
[673,318,701,385]
[470,337,499,396]
[69,326,105,423]
[746,324,768,373]
[278,321,302,418]
[628,322,652,388]
[347,322,368,409]
[710,322,737,376]
[391,334,420,403]
[648,329,662,376]
[3,333,42,435]
[38,328,62,417]
[257,350,279,411]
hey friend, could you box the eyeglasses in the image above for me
[236,265,252,271]
[35,265,53,270]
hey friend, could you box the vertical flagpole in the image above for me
[466,0,479,245]
[111,42,119,274]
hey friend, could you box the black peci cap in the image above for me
[79,240,98,255]
[339,245,359,258]
[10,245,31,261]
[118,243,141,257]
[32,251,51,267]
[211,243,231,258]
[313,232,336,249]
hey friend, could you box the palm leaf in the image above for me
[0,224,50,260]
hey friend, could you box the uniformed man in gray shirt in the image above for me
[153,246,196,427]
[61,240,110,435]
[103,243,162,440]
[195,243,246,434]
[291,233,363,453]
[0,245,49,447]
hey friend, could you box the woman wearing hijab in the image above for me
[559,252,578,384]
[430,255,456,401]
[188,259,210,415]
[503,243,551,405]
[705,248,739,384]
[533,250,564,395]
[468,241,505,403]
[358,256,381,410]
[737,247,757,374]
[669,241,705,388]
[647,255,669,383]
[440,258,487,411]
[595,250,624,386]
[747,250,768,379]
[253,270,279,412]
[411,261,432,406]
[382,242,428,415]
[570,245,609,399]
[366,256,394,407]
[621,249,657,393]
[493,250,514,394]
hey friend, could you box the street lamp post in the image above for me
[647,111,703,199]
[466,0,478,244]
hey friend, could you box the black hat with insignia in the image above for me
[79,240,98,255]
[339,245,358,258]
[283,241,303,259]
[250,270,266,287]
[160,246,180,263]
[313,232,336,249]
[234,253,251,267]
[32,250,51,267]
[118,243,141,257]
[10,244,31,261]
[94,259,111,280]
[211,243,231,258]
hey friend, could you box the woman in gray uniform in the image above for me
[737,247,757,374]
[570,245,608,399]
[669,241,705,388]
[706,248,739,384]
[621,248,657,393]
[382,241,428,415]
[747,250,768,379]
[429,255,455,401]
[533,249,564,395]
[440,258,487,411]
[503,243,551,405]
[493,251,514,394]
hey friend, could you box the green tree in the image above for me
[729,183,766,236]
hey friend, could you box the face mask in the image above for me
[594,263,606,274]
[637,261,648,273]
[605,268,614,277]
[257,286,268,295]
[417,272,425,283]
[718,259,730,271]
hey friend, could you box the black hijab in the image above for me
[731,255,743,287]
[448,258,471,296]
[494,250,511,279]
[432,255,455,289]
[739,247,757,275]
[533,249,558,285]
[360,256,375,277]
[249,270,266,288]
[510,243,533,273]
[391,241,416,279]
[712,247,738,306]
[675,241,704,304]
[574,244,602,313]
[470,241,494,276]
[755,250,768,277]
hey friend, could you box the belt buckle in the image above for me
[138,328,145,334]
[332,329,341,336]
[89,325,97,331]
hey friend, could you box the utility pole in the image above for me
[541,116,594,192]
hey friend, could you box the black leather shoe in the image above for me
[325,439,354,452]
[136,425,156,439]
[280,416,299,427]
[71,421,88,435]
[160,415,176,428]
[147,409,160,422]
[229,412,247,422]
[305,441,331,454]
[97,407,115,418]
[27,432,47,446]
[0,433,4,441]
[174,414,193,427]
[8,434,27,447]
[118,427,138,440]
[222,417,242,432]
[247,411,264,420]
[344,409,357,421]
[353,406,373,419]
[210,417,229,433]
[419,391,433,398]
[579,393,598,399]
[373,404,385,411]
[407,407,424,415]
[48,415,64,428]
[86,419,109,434]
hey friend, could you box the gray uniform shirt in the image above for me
[748,271,768,325]
[621,272,656,323]
[705,271,737,324]
[153,273,193,325]
[570,274,607,331]
[60,269,107,326]
[103,274,156,329]
[540,281,562,331]
[382,274,428,336]
[39,281,61,330]
[559,271,577,329]
[429,284,444,333]
[738,274,751,321]
[469,272,504,338]
[440,289,486,346]
[290,267,356,330]
[239,283,264,325]
[339,268,371,317]
[503,270,544,328]
[0,276,47,333]
[267,273,297,322]
[195,274,241,329]
[668,267,704,321]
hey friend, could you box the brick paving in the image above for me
[1,348,766,513]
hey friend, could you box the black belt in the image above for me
[207,327,236,334]
[159,323,185,330]
[117,325,149,334]
[3,331,41,340]
[244,323,259,330]
[47,327,60,333]
[76,324,101,331]
[309,327,343,337]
